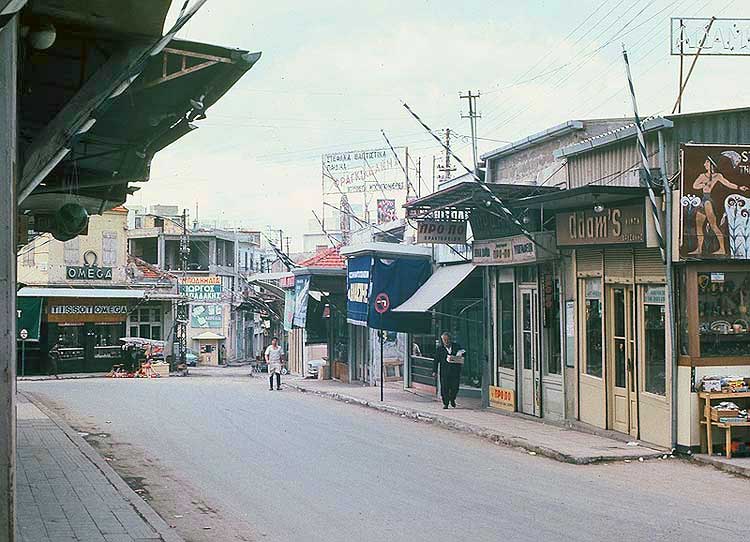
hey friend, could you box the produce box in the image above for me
[712,407,740,421]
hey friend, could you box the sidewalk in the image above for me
[16,393,183,542]
[286,377,667,465]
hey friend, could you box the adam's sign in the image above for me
[66,251,112,280]
[556,204,645,246]
[416,220,467,244]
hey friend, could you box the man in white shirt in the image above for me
[265,337,285,390]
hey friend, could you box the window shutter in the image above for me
[102,231,117,265]
[634,248,665,283]
[575,249,602,277]
[64,238,79,264]
[603,248,634,284]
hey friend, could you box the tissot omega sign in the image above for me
[66,250,113,280]
[555,203,645,247]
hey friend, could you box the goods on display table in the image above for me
[107,338,168,378]
[699,375,750,458]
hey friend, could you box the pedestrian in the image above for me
[48,339,61,379]
[265,337,284,391]
[432,332,464,409]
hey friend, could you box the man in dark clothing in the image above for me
[432,332,463,409]
[48,340,61,379]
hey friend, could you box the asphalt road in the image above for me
[20,374,750,542]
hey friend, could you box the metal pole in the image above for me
[0,16,18,542]
[672,17,715,115]
[481,266,491,408]
[380,325,384,402]
[21,341,25,379]
[678,19,684,114]
[659,131,679,452]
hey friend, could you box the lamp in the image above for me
[593,198,605,214]
[28,21,56,50]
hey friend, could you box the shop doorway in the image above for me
[518,285,540,416]
[607,285,638,437]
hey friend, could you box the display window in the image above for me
[643,286,666,396]
[697,270,750,357]
[582,278,603,378]
[497,282,515,370]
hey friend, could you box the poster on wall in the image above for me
[377,199,397,224]
[190,304,223,329]
[292,275,310,328]
[347,255,371,327]
[680,144,750,259]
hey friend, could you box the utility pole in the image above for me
[405,146,410,202]
[417,157,422,198]
[437,129,456,183]
[460,90,481,172]
[285,236,291,255]
[177,208,190,367]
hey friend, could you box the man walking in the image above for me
[48,339,61,379]
[265,337,284,390]
[432,332,463,409]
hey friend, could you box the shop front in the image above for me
[473,232,562,419]
[18,287,146,374]
[676,144,750,454]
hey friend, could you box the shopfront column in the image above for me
[0,16,17,541]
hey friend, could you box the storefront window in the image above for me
[544,276,561,375]
[643,286,666,396]
[583,278,602,378]
[411,334,436,360]
[497,283,514,369]
[697,271,750,357]
[522,292,532,370]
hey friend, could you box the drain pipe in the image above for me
[659,131,678,452]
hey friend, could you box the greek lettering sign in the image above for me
[66,250,112,280]
[489,386,515,412]
[472,233,556,265]
[671,18,750,56]
[416,220,467,244]
[179,276,222,300]
[556,204,645,247]
[322,149,404,194]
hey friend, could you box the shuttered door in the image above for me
[634,248,666,283]
[603,247,634,284]
[576,249,602,277]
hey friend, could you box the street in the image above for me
[20,374,750,542]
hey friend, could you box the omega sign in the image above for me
[66,251,113,280]
[556,203,645,247]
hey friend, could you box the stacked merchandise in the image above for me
[700,375,750,393]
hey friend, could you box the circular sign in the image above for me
[374,292,390,314]
[19,329,28,340]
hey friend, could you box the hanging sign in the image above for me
[416,220,467,244]
[556,204,645,247]
[292,275,310,328]
[347,256,372,327]
[66,250,112,280]
[283,290,295,332]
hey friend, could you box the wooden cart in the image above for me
[699,391,750,459]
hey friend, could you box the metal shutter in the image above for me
[576,249,602,277]
[603,247,634,284]
[634,248,665,283]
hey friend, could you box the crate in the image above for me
[712,408,740,421]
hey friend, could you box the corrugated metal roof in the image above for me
[480,120,584,160]
[555,117,673,159]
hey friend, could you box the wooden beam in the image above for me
[140,59,218,89]
[162,47,233,64]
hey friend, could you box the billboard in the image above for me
[671,18,750,56]
[179,276,222,301]
[347,255,371,327]
[680,144,750,259]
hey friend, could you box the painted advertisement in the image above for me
[680,144,750,259]
[179,276,222,301]
[190,304,223,329]
[292,275,310,328]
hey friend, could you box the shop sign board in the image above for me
[489,386,515,411]
[283,290,295,331]
[292,275,310,328]
[679,144,750,260]
[416,220,467,244]
[347,255,372,327]
[644,286,666,305]
[190,304,223,329]
[47,299,129,323]
[322,148,404,194]
[16,297,43,342]
[556,204,645,247]
[472,233,556,266]
[179,276,222,300]
[671,18,750,56]
[66,250,112,280]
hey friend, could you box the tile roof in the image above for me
[297,245,345,269]
[127,255,175,281]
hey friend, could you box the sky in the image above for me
[130,0,746,251]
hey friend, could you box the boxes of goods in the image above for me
[701,377,722,392]
[722,376,747,392]
[712,401,742,421]
[151,362,170,378]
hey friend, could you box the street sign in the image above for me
[374,292,390,314]
[19,329,28,340]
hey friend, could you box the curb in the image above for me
[20,391,185,542]
[690,454,750,479]
[287,382,665,465]
[17,373,106,381]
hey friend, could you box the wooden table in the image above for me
[699,391,750,459]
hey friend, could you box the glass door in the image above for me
[607,285,637,436]
[519,286,540,416]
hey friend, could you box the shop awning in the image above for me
[392,263,476,313]
[18,287,146,299]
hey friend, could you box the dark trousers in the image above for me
[440,364,461,406]
[269,372,281,389]
[47,356,58,377]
